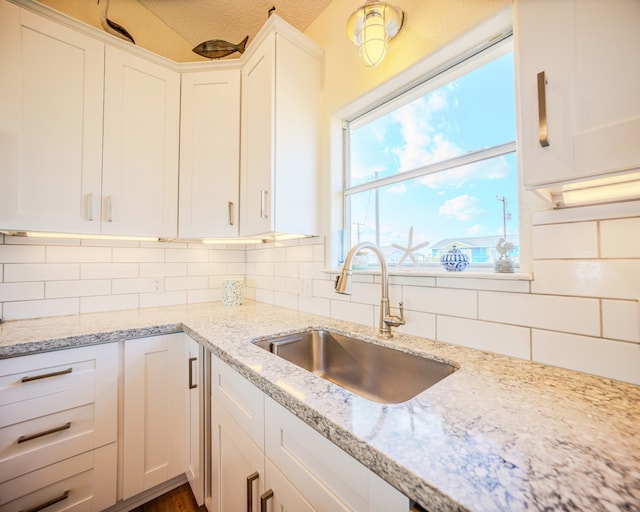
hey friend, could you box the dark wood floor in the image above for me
[130,484,207,512]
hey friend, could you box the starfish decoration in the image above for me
[392,227,429,267]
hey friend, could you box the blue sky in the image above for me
[348,52,518,249]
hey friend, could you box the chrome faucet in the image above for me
[335,242,405,338]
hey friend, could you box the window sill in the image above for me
[323,268,533,281]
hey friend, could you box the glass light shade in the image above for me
[346,2,404,67]
[359,12,388,66]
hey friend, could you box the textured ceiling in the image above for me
[137,0,333,51]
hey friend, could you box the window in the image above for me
[343,38,518,270]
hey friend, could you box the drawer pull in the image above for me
[188,356,197,390]
[20,489,69,512]
[18,422,71,444]
[246,471,259,512]
[260,489,273,512]
[21,367,72,383]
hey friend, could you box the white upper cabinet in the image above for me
[179,69,241,238]
[516,0,640,188]
[240,19,323,237]
[0,3,104,234]
[102,47,180,238]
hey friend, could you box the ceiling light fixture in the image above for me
[346,1,405,67]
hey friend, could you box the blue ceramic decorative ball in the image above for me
[440,246,469,272]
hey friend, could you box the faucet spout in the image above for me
[335,242,405,337]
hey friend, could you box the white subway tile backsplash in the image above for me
[330,299,374,327]
[600,217,640,258]
[46,280,111,299]
[139,290,187,308]
[140,262,188,278]
[46,246,111,263]
[5,263,80,282]
[479,291,600,336]
[112,247,164,263]
[396,310,436,340]
[532,222,598,259]
[402,285,477,318]
[82,263,138,280]
[165,248,209,262]
[188,262,228,276]
[4,298,79,320]
[285,245,314,262]
[0,282,44,302]
[273,291,299,310]
[81,294,139,314]
[531,259,640,300]
[274,262,298,278]
[165,276,208,291]
[435,276,530,293]
[112,278,158,295]
[532,330,640,385]
[602,299,640,343]
[188,289,220,304]
[437,316,531,360]
[0,245,45,263]
[299,295,331,317]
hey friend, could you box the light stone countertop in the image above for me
[1,301,639,511]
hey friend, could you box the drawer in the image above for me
[211,355,264,451]
[265,396,408,512]
[0,344,116,406]
[0,402,97,481]
[0,442,117,512]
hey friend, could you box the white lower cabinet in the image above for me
[0,343,118,511]
[211,355,409,512]
[122,333,187,500]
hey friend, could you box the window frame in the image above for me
[339,32,519,272]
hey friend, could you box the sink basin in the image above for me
[253,329,457,403]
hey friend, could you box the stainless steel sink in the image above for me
[253,329,457,403]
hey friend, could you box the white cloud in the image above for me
[390,91,463,173]
[438,195,483,221]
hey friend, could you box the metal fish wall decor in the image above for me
[192,36,249,59]
[97,0,135,44]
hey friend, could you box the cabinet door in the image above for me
[264,459,315,512]
[185,335,204,506]
[122,333,186,500]
[212,399,265,512]
[517,0,640,188]
[240,33,275,237]
[179,70,241,238]
[0,4,104,233]
[265,397,409,511]
[102,47,180,238]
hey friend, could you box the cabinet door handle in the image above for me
[537,71,550,147]
[22,367,72,383]
[20,489,69,512]
[107,195,113,222]
[260,489,273,512]
[246,471,259,512]
[228,201,235,226]
[18,422,71,444]
[87,193,95,221]
[260,190,269,219]
[188,356,197,389]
